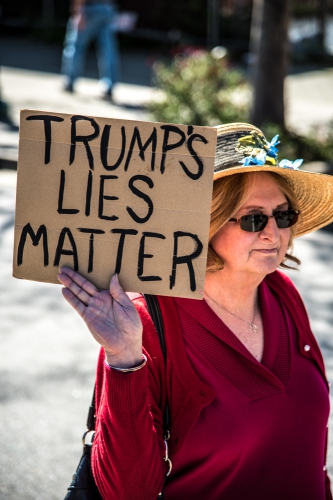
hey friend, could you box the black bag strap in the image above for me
[144,294,166,358]
[144,294,170,438]
[87,391,96,432]
[144,294,170,499]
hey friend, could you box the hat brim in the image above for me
[213,164,333,238]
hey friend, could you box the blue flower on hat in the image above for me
[265,134,280,159]
[241,151,267,166]
[279,158,304,170]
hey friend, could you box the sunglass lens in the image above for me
[276,210,299,228]
[240,214,268,232]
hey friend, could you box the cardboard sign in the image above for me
[13,110,217,298]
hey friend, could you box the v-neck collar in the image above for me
[174,279,290,400]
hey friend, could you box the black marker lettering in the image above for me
[78,228,105,273]
[85,170,93,217]
[160,125,186,174]
[17,223,49,267]
[137,232,166,281]
[169,231,203,291]
[58,170,80,214]
[179,134,208,180]
[70,115,100,170]
[126,175,154,224]
[54,227,79,271]
[124,126,157,171]
[99,175,119,221]
[26,114,64,164]
[100,125,126,171]
[111,229,138,274]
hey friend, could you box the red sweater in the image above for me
[167,281,329,499]
[91,271,332,499]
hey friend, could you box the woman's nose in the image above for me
[260,216,280,240]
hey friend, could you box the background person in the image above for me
[61,0,119,99]
[58,123,333,500]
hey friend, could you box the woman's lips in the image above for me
[253,248,278,254]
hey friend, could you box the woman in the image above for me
[58,123,333,499]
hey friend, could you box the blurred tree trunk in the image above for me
[318,0,328,49]
[250,0,290,130]
[207,0,220,48]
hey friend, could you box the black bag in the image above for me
[64,428,103,500]
[64,294,169,500]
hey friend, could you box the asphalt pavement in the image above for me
[1,36,333,499]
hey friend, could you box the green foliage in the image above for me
[149,50,250,126]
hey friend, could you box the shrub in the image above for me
[148,48,250,126]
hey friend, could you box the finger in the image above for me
[58,271,94,306]
[109,274,132,307]
[61,287,86,317]
[59,267,99,296]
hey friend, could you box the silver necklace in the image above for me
[204,291,259,333]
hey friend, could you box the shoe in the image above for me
[101,89,113,102]
[62,82,74,93]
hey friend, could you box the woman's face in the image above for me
[211,173,291,280]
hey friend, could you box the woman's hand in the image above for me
[58,267,143,368]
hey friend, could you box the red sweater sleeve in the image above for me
[91,298,168,500]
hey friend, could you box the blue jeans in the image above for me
[61,3,119,89]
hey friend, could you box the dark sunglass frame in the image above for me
[229,209,300,233]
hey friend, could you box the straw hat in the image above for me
[213,123,333,237]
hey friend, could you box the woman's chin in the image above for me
[250,255,281,276]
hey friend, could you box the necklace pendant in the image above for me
[249,323,259,333]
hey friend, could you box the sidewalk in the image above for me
[286,67,333,135]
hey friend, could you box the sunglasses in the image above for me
[229,209,300,233]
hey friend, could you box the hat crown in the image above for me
[214,122,301,172]
[214,123,264,172]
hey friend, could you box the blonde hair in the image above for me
[207,171,301,272]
